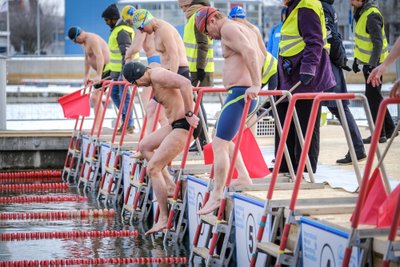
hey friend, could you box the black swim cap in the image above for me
[123,62,147,83]
[67,26,82,41]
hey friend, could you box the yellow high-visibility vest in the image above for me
[183,14,214,73]
[108,24,139,72]
[262,52,278,85]
[354,7,388,65]
[279,0,329,57]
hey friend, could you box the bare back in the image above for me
[244,20,268,57]
[221,20,264,89]
[84,33,109,71]
[154,19,188,71]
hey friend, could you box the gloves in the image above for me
[352,59,360,73]
[282,59,293,75]
[197,68,205,82]
[300,74,314,86]
[342,65,352,72]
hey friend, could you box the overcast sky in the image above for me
[42,0,65,16]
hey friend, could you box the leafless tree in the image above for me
[9,0,62,54]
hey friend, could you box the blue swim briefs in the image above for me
[215,86,258,141]
[147,55,161,65]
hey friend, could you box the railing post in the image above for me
[0,56,6,130]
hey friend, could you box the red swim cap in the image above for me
[195,6,218,33]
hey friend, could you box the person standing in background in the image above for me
[351,0,395,144]
[102,4,135,135]
[267,6,287,59]
[276,0,336,173]
[179,0,213,152]
[320,0,366,164]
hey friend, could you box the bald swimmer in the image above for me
[123,62,201,234]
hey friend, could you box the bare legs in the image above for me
[91,90,103,133]
[197,137,252,215]
[140,127,188,235]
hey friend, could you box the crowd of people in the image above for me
[67,0,399,234]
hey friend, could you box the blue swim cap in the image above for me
[228,6,246,19]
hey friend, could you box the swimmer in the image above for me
[123,62,201,234]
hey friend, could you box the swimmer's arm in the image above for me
[126,30,145,59]
[91,39,105,80]
[153,70,194,112]
[84,54,90,81]
[161,30,179,72]
[222,25,261,87]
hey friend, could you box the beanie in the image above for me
[102,4,120,20]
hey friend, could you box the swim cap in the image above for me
[228,6,246,19]
[67,26,82,41]
[121,5,136,22]
[123,62,148,83]
[195,6,218,33]
[132,9,154,29]
[102,4,120,20]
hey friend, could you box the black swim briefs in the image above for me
[171,117,202,139]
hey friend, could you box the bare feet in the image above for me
[197,194,221,215]
[145,218,168,235]
[229,177,253,187]
[130,151,144,159]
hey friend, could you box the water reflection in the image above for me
[0,185,188,262]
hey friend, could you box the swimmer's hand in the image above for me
[244,86,260,102]
[186,114,199,128]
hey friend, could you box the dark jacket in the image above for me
[278,0,336,93]
[321,0,348,68]
[321,0,348,104]
[353,0,384,67]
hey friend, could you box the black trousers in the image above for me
[274,100,320,173]
[363,66,395,138]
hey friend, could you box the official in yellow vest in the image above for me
[102,4,135,134]
[276,0,336,174]
[179,0,213,151]
[351,0,395,143]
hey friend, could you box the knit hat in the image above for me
[191,0,210,6]
[102,4,120,20]
[178,0,192,6]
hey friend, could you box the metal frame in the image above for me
[343,97,400,267]
[62,85,92,184]
[97,83,138,207]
